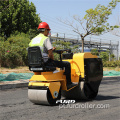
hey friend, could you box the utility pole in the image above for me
[64,33,65,42]
[117,41,119,60]
[109,40,111,61]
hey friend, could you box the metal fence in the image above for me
[50,32,119,60]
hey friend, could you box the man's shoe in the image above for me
[67,83,77,90]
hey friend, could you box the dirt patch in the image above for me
[0,66,119,74]
[103,67,120,71]
[0,66,33,74]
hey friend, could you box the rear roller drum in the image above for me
[80,81,99,100]
[28,88,61,105]
[61,80,101,100]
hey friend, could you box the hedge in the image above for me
[103,60,120,67]
[0,34,120,68]
[0,33,30,67]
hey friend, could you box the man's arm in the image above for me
[48,49,54,60]
[45,38,56,60]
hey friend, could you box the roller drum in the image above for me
[28,89,49,105]
[28,88,61,105]
[61,80,101,100]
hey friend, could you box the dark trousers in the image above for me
[45,59,72,84]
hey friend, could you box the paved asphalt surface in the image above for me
[0,77,120,120]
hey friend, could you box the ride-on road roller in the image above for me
[28,46,103,105]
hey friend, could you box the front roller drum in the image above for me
[28,88,61,105]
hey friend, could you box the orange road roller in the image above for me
[28,46,103,105]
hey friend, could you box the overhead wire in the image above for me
[40,13,85,32]
[40,17,76,33]
[1,1,119,44]
[40,13,119,43]
[40,13,74,29]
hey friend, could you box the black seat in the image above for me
[28,46,56,72]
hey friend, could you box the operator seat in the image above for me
[28,46,56,72]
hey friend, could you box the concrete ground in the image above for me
[0,76,120,120]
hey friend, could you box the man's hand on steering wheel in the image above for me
[52,47,56,51]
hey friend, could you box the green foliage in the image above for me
[52,40,80,60]
[53,40,71,49]
[84,0,119,35]
[103,60,120,67]
[91,49,99,56]
[0,36,6,41]
[27,29,40,40]
[52,41,71,60]
[0,0,41,37]
[0,33,30,67]
[69,0,119,52]
[99,51,109,62]
[91,47,119,67]
[91,49,115,62]
[110,54,115,61]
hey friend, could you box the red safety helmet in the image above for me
[38,22,51,30]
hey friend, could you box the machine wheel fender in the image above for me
[48,82,61,99]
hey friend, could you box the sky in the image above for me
[29,0,120,56]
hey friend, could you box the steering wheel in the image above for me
[53,49,71,61]
[54,49,71,54]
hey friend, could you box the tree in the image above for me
[0,0,41,37]
[111,16,120,37]
[59,0,119,52]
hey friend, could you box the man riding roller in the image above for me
[29,22,76,89]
